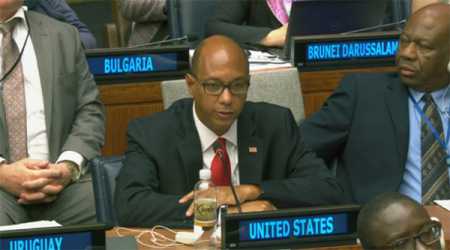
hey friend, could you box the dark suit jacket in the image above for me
[0,11,105,163]
[32,0,97,49]
[300,72,409,204]
[115,99,345,227]
[206,0,282,46]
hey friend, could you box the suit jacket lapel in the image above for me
[385,75,409,169]
[177,101,203,189]
[28,12,53,138]
[237,106,263,184]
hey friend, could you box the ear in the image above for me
[447,60,450,73]
[185,73,196,97]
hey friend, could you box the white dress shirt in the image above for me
[0,7,84,168]
[192,102,240,185]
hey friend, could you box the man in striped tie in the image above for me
[301,3,450,205]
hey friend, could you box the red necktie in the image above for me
[211,138,231,186]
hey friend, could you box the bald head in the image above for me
[413,3,450,33]
[191,35,249,76]
[186,35,250,136]
[396,3,450,91]
[358,193,431,249]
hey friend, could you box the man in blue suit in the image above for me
[25,0,97,49]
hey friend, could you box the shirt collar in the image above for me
[2,6,26,24]
[192,102,237,153]
[1,7,28,30]
[409,84,450,113]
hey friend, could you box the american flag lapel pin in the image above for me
[248,146,257,154]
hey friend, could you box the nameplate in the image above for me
[85,45,190,83]
[0,224,107,250]
[221,205,359,249]
[291,32,400,71]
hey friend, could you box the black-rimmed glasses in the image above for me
[190,74,250,96]
[378,221,442,250]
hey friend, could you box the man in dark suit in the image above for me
[115,35,345,227]
[0,0,104,225]
[206,0,288,47]
[300,4,450,204]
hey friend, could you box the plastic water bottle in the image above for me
[194,169,217,230]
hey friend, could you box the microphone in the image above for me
[341,19,406,35]
[128,34,198,48]
[212,141,242,213]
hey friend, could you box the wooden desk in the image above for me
[98,67,396,156]
[107,206,450,250]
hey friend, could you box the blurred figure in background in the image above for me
[24,0,97,49]
[119,0,168,47]
[206,0,290,48]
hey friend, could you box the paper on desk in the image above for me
[0,220,61,232]
[434,200,450,212]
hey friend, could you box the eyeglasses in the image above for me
[383,221,442,250]
[189,74,250,96]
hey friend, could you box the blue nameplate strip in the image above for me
[0,224,107,250]
[222,205,359,249]
[85,46,189,83]
[240,213,348,241]
[1,232,91,250]
[307,40,398,61]
[291,31,400,71]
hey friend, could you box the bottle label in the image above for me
[194,198,217,228]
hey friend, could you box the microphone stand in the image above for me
[128,35,196,49]
[341,19,406,35]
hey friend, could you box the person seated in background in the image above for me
[0,0,105,225]
[206,0,290,48]
[300,3,450,205]
[24,0,97,49]
[114,35,346,227]
[357,193,444,250]
[412,0,449,13]
[118,0,167,47]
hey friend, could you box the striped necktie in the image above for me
[421,93,450,204]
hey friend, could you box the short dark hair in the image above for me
[357,193,421,249]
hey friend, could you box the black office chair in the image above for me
[90,155,125,226]
[166,0,219,48]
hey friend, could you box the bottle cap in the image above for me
[199,169,211,180]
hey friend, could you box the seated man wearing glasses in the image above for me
[114,35,346,227]
[358,192,444,250]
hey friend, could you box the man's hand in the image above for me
[18,162,74,204]
[179,184,262,217]
[0,159,60,198]
[228,200,276,213]
[260,25,288,47]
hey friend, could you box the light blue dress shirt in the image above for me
[399,86,450,202]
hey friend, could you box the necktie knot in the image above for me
[422,92,434,105]
[0,18,20,36]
